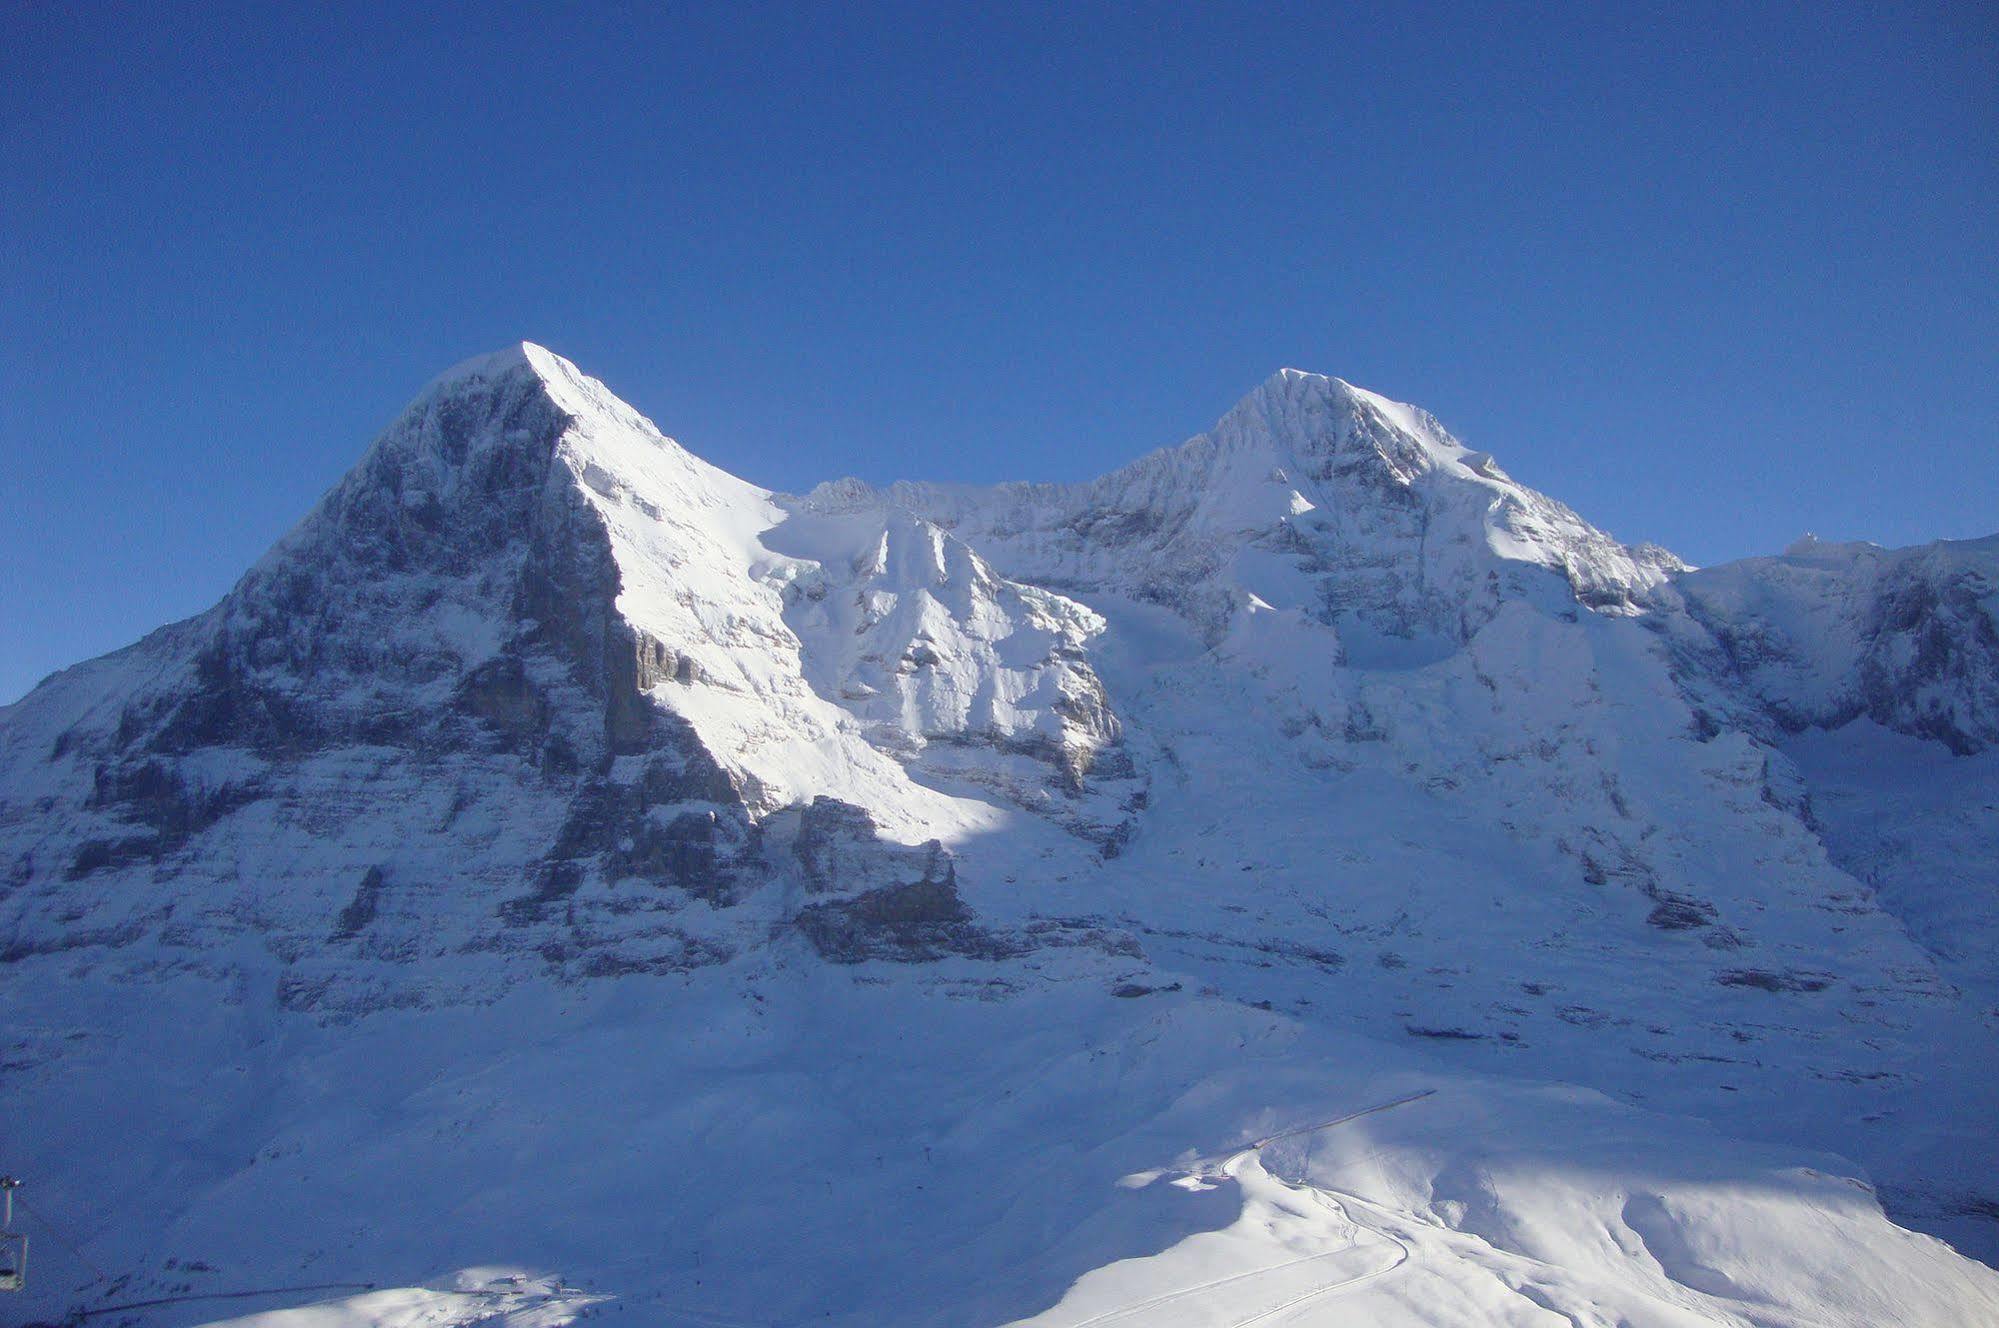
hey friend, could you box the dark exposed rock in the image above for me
[332,866,389,940]
[789,818,1022,963]
[67,835,166,880]
[275,972,335,1013]
[609,810,742,904]
[1130,924,1342,973]
[794,797,886,894]
[545,782,627,861]
[0,917,153,963]
[795,866,1021,964]
[500,860,586,926]
[637,728,742,807]
[539,932,734,980]
[136,642,327,757]
[1717,968,1835,993]
[1566,834,1738,943]
[630,629,697,690]
[500,711,752,920]
[1646,894,1719,931]
[1270,940,1345,971]
[456,656,549,748]
[32,356,784,995]
[87,759,256,844]
[1949,1194,1999,1222]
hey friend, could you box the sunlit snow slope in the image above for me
[3,346,1996,1327]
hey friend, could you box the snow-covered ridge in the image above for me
[1662,531,1999,753]
[3,345,1997,1327]
[812,368,1684,655]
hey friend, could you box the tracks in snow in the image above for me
[1223,1188,1413,1327]
[1041,1089,1431,1328]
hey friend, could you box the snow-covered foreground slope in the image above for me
[14,974,1998,1328]
[3,346,1996,1326]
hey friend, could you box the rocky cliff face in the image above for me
[0,346,1143,1011]
[3,346,1996,1326]
[1663,533,1999,754]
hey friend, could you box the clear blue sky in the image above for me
[3,2,1994,703]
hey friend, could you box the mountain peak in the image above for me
[395,343,714,490]
[421,341,565,394]
[1246,365,1356,401]
[6,346,1999,1325]
[1262,365,1362,393]
[415,342,653,428]
[1209,366,1473,490]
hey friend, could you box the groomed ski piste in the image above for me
[4,346,1997,1326]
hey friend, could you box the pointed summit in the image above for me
[421,341,549,393]
[409,343,675,450]
[1213,367,1476,487]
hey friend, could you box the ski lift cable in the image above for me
[10,1190,377,1321]
[70,1282,378,1320]
[1245,1087,1436,1151]
[652,1305,775,1328]
[14,1194,113,1287]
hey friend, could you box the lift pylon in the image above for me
[0,1176,25,1291]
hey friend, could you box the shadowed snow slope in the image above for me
[2,346,1997,1327]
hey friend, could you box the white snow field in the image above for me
[2,346,1996,1326]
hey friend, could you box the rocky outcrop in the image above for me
[794,796,892,895]
[786,796,1020,962]
[1669,535,1999,753]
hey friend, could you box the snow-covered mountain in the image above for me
[4,345,1997,1328]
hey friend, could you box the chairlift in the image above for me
[0,1176,25,1291]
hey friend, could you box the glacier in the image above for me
[2,344,1996,1327]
